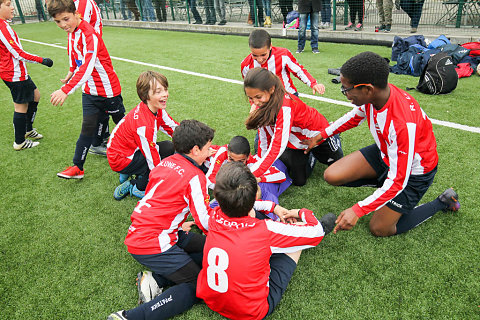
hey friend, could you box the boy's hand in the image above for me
[273,204,289,223]
[181,221,195,232]
[41,58,53,67]
[283,209,302,223]
[333,207,359,234]
[60,72,74,84]
[301,134,324,154]
[312,83,325,95]
[50,90,68,106]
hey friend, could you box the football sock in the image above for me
[395,198,446,234]
[26,101,38,131]
[73,134,94,171]
[343,178,379,187]
[124,283,197,320]
[13,112,27,144]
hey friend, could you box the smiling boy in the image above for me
[107,71,177,200]
[0,0,53,150]
[47,0,125,179]
[303,51,460,237]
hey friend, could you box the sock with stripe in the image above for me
[26,101,38,132]
[395,198,447,234]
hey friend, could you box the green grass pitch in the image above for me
[0,23,479,319]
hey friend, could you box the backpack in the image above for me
[415,52,458,95]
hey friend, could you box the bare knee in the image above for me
[323,166,343,186]
[369,221,396,237]
[34,88,41,102]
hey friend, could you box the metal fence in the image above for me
[11,0,480,32]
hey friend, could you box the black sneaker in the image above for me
[218,20,227,25]
[438,188,460,212]
[384,24,391,32]
[379,24,386,31]
[319,213,337,235]
[193,20,202,24]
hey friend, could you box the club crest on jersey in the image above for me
[75,59,83,67]
[9,39,14,45]
[149,141,156,148]
[204,196,210,204]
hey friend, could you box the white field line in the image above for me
[22,38,480,134]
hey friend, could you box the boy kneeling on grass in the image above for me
[197,161,336,320]
[303,51,461,237]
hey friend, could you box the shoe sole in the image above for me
[88,150,107,157]
[136,272,151,304]
[57,173,84,179]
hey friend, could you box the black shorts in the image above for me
[82,93,125,116]
[265,253,297,318]
[3,77,37,104]
[360,144,437,214]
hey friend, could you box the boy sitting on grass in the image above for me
[197,161,336,320]
[107,71,177,200]
[48,0,125,179]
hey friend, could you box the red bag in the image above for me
[461,42,480,56]
[455,63,474,78]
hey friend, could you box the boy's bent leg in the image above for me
[265,253,298,318]
[323,148,378,186]
[369,206,402,237]
[123,283,197,320]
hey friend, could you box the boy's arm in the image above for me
[205,146,228,189]
[284,50,322,93]
[187,174,214,234]
[0,25,52,66]
[157,110,179,138]
[60,31,98,96]
[302,105,367,153]
[265,209,325,252]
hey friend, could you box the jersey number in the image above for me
[206,247,229,293]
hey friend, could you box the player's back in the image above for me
[197,208,273,320]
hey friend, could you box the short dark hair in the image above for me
[248,29,271,49]
[214,162,257,218]
[172,120,215,154]
[47,0,76,17]
[228,136,250,156]
[340,51,389,89]
[136,71,168,104]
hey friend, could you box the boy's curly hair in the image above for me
[340,51,389,88]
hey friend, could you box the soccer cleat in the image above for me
[354,23,363,31]
[25,128,43,140]
[57,165,84,179]
[131,184,145,199]
[88,144,107,156]
[13,139,39,150]
[114,180,133,200]
[296,48,304,54]
[345,22,354,30]
[107,310,127,320]
[136,271,163,304]
[312,48,320,54]
[119,173,130,184]
[438,188,460,212]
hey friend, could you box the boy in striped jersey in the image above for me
[303,51,460,237]
[47,0,125,179]
[197,162,336,320]
[0,0,53,150]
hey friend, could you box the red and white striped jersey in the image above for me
[74,0,103,36]
[107,101,178,172]
[206,144,286,188]
[124,153,213,255]
[320,84,439,217]
[62,20,121,98]
[197,207,325,320]
[0,19,43,82]
[241,46,318,94]
[250,94,330,178]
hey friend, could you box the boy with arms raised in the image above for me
[107,71,177,200]
[0,0,53,150]
[197,161,336,319]
[47,0,125,179]
[303,51,460,237]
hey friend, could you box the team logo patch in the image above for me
[216,160,221,165]
[149,141,156,148]
[9,39,14,45]
[204,195,210,204]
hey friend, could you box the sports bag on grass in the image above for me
[414,52,458,95]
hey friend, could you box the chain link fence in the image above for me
[11,0,480,32]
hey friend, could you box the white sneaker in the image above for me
[107,310,127,320]
[13,139,39,150]
[324,22,330,28]
[136,271,163,304]
[25,128,43,140]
